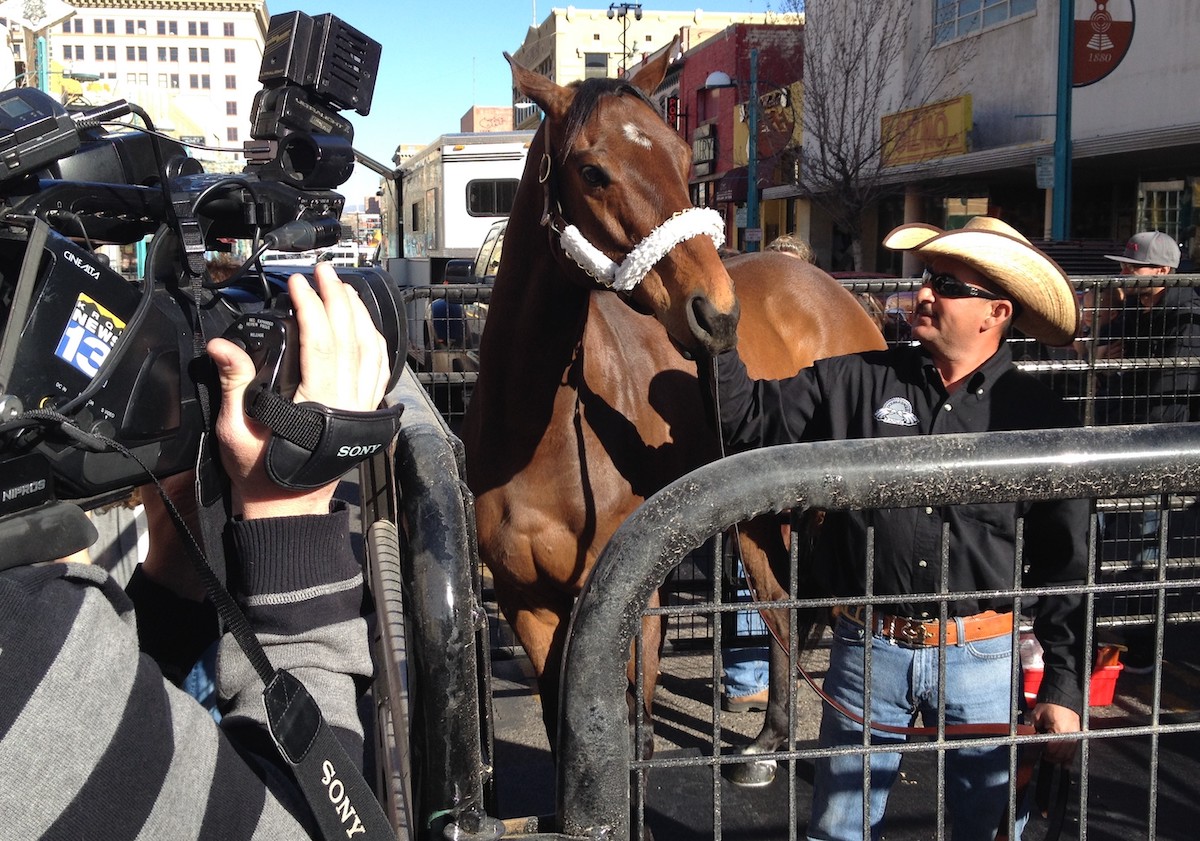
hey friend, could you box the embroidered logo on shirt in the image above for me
[874,397,920,427]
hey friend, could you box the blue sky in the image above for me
[280,1,771,204]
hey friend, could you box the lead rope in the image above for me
[709,355,1057,839]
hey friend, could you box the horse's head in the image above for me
[506,45,740,357]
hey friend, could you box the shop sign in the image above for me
[692,124,716,177]
[1074,0,1135,87]
[881,95,972,167]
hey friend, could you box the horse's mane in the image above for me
[558,77,656,164]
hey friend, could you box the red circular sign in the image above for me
[1073,0,1135,87]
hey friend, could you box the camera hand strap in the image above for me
[245,387,404,490]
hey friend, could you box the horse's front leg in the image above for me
[627,601,663,761]
[725,518,794,787]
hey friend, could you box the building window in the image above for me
[225,74,237,89]
[170,74,179,88]
[583,52,608,79]
[158,21,166,34]
[224,48,236,62]
[201,22,209,36]
[126,73,138,86]
[72,19,83,33]
[227,127,239,142]
[201,74,210,89]
[224,22,235,37]
[127,46,135,61]
[108,46,116,61]
[94,19,103,33]
[189,73,199,88]
[200,48,209,62]
[226,101,237,116]
[187,21,208,36]
[158,47,167,61]
[126,20,134,34]
[189,47,197,62]
[94,45,104,61]
[62,45,74,60]
[188,21,196,36]
[934,0,1037,44]
[157,73,168,87]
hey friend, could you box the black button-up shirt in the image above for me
[713,342,1088,712]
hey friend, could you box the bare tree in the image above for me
[783,0,976,270]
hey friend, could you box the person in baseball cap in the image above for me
[1105,231,1181,271]
[1105,231,1181,312]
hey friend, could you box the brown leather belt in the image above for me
[838,605,1013,647]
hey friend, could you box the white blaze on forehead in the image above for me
[623,123,653,149]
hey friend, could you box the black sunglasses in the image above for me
[922,268,1003,301]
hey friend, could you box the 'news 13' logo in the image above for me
[55,293,126,378]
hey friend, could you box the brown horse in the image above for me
[461,47,885,778]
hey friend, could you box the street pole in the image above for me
[608,3,642,77]
[746,48,760,252]
[1052,0,1073,241]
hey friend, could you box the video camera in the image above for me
[0,12,403,528]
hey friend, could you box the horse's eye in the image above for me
[580,165,608,188]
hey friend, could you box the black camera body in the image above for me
[0,12,401,522]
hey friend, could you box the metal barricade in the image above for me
[558,424,1200,840]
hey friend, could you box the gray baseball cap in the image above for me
[1105,231,1181,269]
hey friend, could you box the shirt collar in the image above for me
[915,341,1013,394]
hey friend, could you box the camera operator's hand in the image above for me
[206,262,390,519]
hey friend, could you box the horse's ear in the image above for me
[626,35,680,97]
[505,51,573,122]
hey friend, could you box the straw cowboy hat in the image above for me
[883,216,1079,346]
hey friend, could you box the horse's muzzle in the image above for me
[687,293,740,356]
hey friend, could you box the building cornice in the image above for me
[66,0,269,32]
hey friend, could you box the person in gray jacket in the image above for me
[0,263,392,839]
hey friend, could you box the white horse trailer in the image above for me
[394,131,533,286]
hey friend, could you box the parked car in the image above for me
[428,219,506,374]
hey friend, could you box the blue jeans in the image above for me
[723,585,769,698]
[808,615,1026,841]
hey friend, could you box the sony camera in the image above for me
[0,12,403,524]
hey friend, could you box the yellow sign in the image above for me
[881,95,972,167]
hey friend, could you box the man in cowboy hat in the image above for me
[705,216,1088,841]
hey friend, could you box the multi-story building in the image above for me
[13,0,268,172]
[510,6,769,128]
[795,0,1200,273]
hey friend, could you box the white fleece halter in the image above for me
[558,207,726,292]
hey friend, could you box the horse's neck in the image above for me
[477,219,592,391]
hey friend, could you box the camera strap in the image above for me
[185,494,398,841]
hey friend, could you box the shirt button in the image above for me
[918,559,928,568]
[943,404,953,412]
[920,611,930,618]
[976,388,985,395]
[925,506,934,514]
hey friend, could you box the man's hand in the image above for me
[206,262,390,519]
[1031,701,1081,765]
